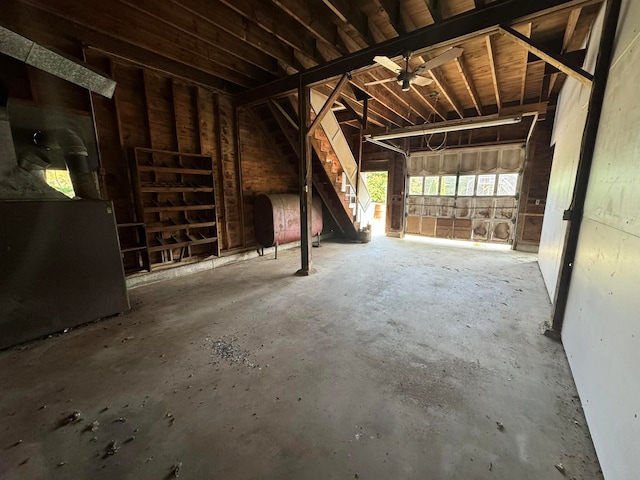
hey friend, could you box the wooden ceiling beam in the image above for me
[498,25,593,86]
[408,86,447,121]
[1,1,241,93]
[519,24,533,105]
[370,0,404,35]
[121,0,279,75]
[17,0,264,88]
[453,55,482,115]
[350,76,415,125]
[218,0,324,63]
[321,0,370,42]
[238,0,592,105]
[373,77,434,123]
[425,0,444,23]
[562,7,583,52]
[428,68,464,118]
[270,0,343,59]
[172,0,295,69]
[485,34,502,111]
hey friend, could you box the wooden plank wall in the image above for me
[515,117,554,249]
[85,51,245,253]
[238,109,298,246]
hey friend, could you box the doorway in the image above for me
[361,171,387,236]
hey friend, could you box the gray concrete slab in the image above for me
[0,236,602,479]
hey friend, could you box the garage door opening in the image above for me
[360,171,387,236]
[405,144,522,248]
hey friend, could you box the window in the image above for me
[477,174,496,196]
[423,176,439,195]
[497,173,518,196]
[409,176,424,195]
[457,175,475,196]
[440,176,456,196]
[45,169,75,198]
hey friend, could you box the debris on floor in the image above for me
[58,410,82,427]
[207,335,259,368]
[85,421,100,432]
[104,440,120,457]
[555,463,566,475]
[171,462,182,477]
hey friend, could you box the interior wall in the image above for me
[515,117,554,251]
[238,109,298,246]
[540,3,640,478]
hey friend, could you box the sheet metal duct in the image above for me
[0,26,116,98]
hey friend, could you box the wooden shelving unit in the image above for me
[129,148,219,269]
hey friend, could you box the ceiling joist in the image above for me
[237,0,593,106]
[498,25,593,86]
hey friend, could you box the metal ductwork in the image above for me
[0,26,116,98]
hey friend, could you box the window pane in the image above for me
[477,174,496,196]
[409,176,424,195]
[45,169,75,198]
[457,175,475,196]
[440,175,456,196]
[497,173,518,196]
[423,176,439,195]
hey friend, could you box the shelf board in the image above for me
[148,236,218,252]
[145,204,215,213]
[121,246,147,253]
[138,166,212,175]
[117,222,145,228]
[135,147,212,159]
[141,186,213,193]
[146,220,216,233]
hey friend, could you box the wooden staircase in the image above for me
[251,101,359,239]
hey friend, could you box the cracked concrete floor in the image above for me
[0,236,602,479]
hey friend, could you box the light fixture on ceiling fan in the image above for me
[365,47,464,91]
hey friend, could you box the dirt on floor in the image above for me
[0,236,603,479]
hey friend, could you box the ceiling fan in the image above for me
[366,47,464,91]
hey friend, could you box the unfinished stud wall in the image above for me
[540,4,640,478]
[85,51,243,267]
[514,118,554,251]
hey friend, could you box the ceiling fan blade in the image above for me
[414,47,464,75]
[373,55,403,73]
[412,75,433,87]
[364,77,397,87]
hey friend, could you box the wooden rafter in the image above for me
[499,25,593,86]
[238,0,594,106]
[352,76,416,125]
[122,0,279,75]
[217,0,324,62]
[454,55,482,115]
[485,34,501,110]
[172,0,295,69]
[18,0,265,87]
[270,0,342,59]
[425,0,444,23]
[370,0,404,34]
[563,7,583,52]
[549,7,583,95]
[519,23,532,105]
[428,67,464,118]
[321,0,370,42]
[409,86,447,121]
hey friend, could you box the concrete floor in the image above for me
[0,236,602,479]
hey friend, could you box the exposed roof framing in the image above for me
[2,0,604,132]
